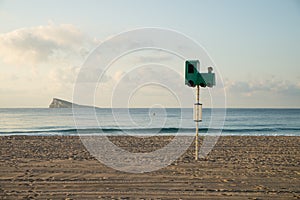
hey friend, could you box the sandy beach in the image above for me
[0,136,299,199]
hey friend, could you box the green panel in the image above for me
[200,73,216,87]
[185,60,199,87]
[185,60,216,88]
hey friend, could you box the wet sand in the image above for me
[0,136,299,199]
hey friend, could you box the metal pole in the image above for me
[195,85,199,160]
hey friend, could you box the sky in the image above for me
[0,0,299,108]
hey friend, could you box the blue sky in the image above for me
[0,0,299,107]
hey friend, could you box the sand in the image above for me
[0,136,299,199]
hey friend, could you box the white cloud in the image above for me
[1,23,299,108]
[49,65,79,85]
[225,79,300,104]
[0,23,95,66]
[225,79,300,96]
[0,23,100,107]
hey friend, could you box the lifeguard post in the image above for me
[185,60,216,160]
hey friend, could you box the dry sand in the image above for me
[0,136,299,199]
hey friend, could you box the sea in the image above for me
[0,108,299,136]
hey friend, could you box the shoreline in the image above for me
[0,136,299,199]
[1,134,299,136]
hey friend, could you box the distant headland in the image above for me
[49,98,99,108]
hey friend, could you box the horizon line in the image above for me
[1,107,300,109]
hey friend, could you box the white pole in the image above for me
[195,85,199,160]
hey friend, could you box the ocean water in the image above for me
[0,108,299,136]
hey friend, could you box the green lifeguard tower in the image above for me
[185,60,216,160]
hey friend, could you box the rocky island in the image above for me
[49,98,98,108]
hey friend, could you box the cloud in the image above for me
[49,65,79,84]
[0,23,95,66]
[95,65,195,107]
[136,54,174,63]
[226,79,300,97]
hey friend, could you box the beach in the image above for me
[0,136,299,199]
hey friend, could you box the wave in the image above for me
[1,127,300,135]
